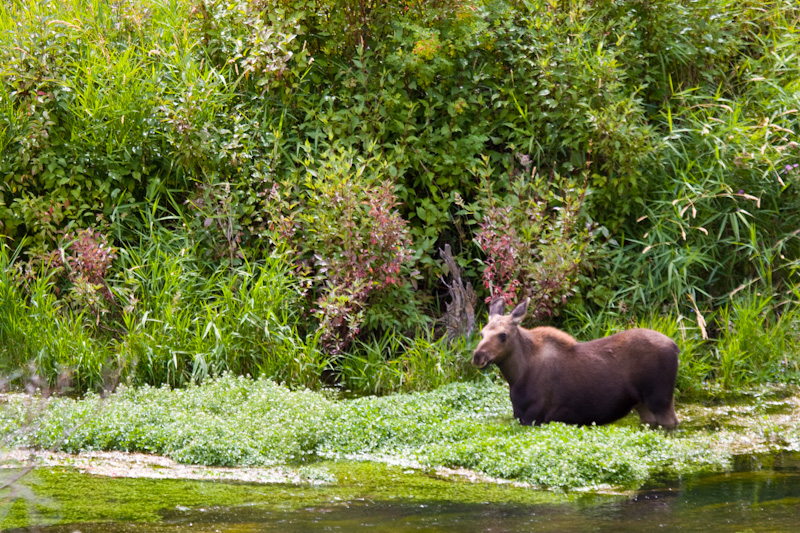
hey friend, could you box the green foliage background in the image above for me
[1,0,800,393]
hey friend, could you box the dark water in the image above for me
[3,454,800,532]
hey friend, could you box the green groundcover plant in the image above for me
[1,374,729,490]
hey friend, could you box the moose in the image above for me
[472,298,679,429]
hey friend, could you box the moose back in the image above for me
[472,298,679,428]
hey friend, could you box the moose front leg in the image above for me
[512,394,547,426]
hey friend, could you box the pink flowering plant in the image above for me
[14,226,120,326]
[473,159,600,322]
[267,149,420,353]
[61,227,118,321]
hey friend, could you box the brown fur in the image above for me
[472,298,679,428]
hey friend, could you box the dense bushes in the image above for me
[1,0,800,394]
[0,223,477,392]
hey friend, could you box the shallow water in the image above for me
[3,454,799,532]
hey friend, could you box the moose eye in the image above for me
[499,332,508,342]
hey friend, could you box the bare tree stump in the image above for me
[439,244,476,342]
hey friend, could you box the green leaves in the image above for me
[2,0,800,396]
[1,376,730,490]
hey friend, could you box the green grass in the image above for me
[1,212,486,395]
[0,246,113,392]
[0,229,327,392]
[339,330,480,394]
[713,293,800,389]
[4,229,800,397]
[0,374,729,491]
[111,220,328,388]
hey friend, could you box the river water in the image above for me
[3,453,799,532]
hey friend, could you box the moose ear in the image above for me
[488,298,506,317]
[510,298,530,325]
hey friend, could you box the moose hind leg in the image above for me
[637,400,679,430]
[634,404,658,427]
[653,398,679,429]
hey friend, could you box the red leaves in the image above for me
[474,175,595,322]
[276,155,415,353]
[66,228,117,287]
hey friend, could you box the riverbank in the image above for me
[677,387,800,455]
[2,393,797,484]
[3,376,799,492]
[4,451,800,532]
[1,449,332,485]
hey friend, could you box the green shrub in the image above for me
[471,163,601,319]
[0,0,199,246]
[0,243,113,392]
[264,148,427,352]
[339,330,480,395]
[2,0,800,394]
[713,293,800,388]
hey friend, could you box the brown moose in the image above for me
[472,298,680,428]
